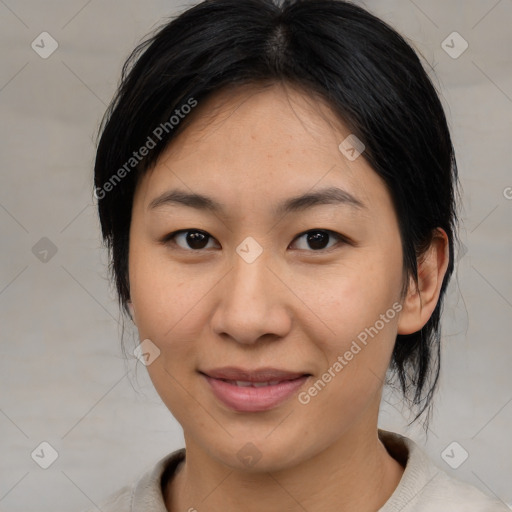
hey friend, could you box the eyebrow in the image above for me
[148,186,366,215]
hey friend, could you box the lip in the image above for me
[200,367,311,412]
[202,367,308,382]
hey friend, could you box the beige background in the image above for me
[0,0,511,510]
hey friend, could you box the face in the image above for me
[128,82,406,472]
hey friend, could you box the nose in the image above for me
[211,247,292,345]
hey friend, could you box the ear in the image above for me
[397,228,450,335]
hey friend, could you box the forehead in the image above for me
[162,81,349,160]
[133,82,389,218]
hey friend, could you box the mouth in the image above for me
[199,367,311,412]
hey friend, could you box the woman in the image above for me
[90,0,507,510]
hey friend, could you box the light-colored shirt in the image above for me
[82,429,508,511]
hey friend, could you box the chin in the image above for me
[199,432,314,474]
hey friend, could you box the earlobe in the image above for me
[397,228,450,335]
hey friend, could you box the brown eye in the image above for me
[290,229,346,251]
[164,229,219,250]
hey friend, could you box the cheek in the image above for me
[298,271,401,419]
[297,248,402,339]
[129,242,201,338]
[128,248,207,415]
[291,248,403,405]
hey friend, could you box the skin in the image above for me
[127,81,449,512]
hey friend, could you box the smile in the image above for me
[199,368,311,412]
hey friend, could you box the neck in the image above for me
[165,416,404,512]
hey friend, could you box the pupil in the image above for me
[308,231,328,250]
[187,231,208,249]
[184,231,330,250]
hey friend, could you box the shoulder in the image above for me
[423,470,508,511]
[79,448,186,512]
[378,429,508,512]
[80,484,133,512]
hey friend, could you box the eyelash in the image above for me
[160,228,351,253]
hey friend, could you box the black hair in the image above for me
[94,0,459,428]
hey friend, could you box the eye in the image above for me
[290,229,348,251]
[162,229,219,251]
[162,228,349,252]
